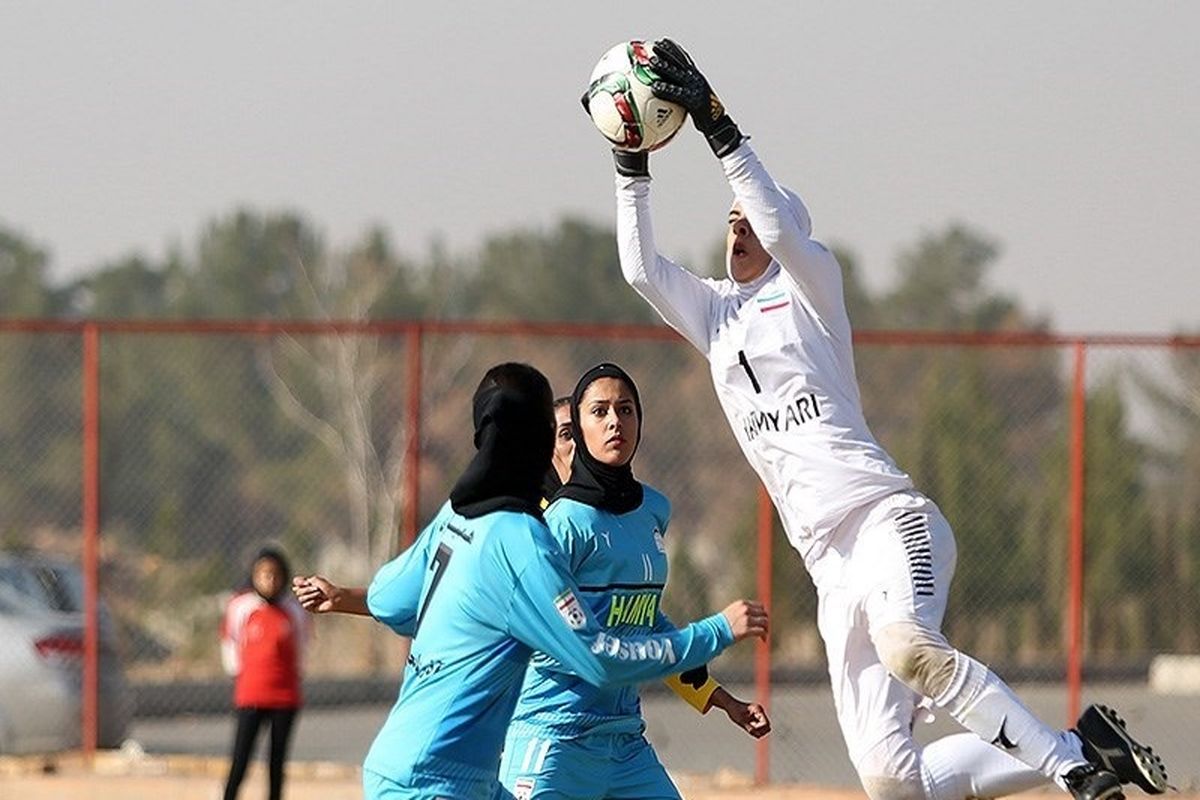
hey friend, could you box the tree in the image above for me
[176,209,323,319]
[833,245,878,330]
[0,223,62,316]
[0,225,76,533]
[1022,376,1155,658]
[1133,344,1200,652]
[853,224,1066,662]
[893,356,1035,660]
[253,225,418,580]
[884,223,1018,331]
[467,217,659,324]
[65,255,179,318]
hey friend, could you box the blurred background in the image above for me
[1,0,1198,790]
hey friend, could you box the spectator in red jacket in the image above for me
[220,547,309,800]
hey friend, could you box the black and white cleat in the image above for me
[1074,704,1172,794]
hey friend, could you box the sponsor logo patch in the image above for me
[513,778,536,800]
[653,528,666,553]
[554,590,587,630]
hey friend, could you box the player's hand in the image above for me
[721,599,768,642]
[292,575,341,614]
[647,39,721,130]
[723,698,772,738]
[648,38,743,157]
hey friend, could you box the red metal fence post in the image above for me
[1066,341,1087,723]
[755,483,774,786]
[402,324,423,551]
[81,323,101,756]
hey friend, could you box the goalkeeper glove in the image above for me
[612,149,649,178]
[649,38,744,158]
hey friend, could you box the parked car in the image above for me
[0,554,132,753]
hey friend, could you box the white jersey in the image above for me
[615,141,913,569]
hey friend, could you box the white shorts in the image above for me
[811,490,957,774]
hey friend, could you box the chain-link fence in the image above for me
[1,321,1198,784]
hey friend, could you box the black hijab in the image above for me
[449,362,554,519]
[541,466,564,503]
[556,363,644,514]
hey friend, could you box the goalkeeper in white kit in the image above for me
[593,37,1170,800]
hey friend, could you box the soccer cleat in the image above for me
[1074,704,1171,794]
[1062,763,1125,800]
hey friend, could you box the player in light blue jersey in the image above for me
[293,363,768,800]
[500,363,770,800]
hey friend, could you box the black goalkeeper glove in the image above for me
[581,90,650,178]
[612,149,649,178]
[648,38,744,158]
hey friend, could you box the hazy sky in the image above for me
[2,2,1197,333]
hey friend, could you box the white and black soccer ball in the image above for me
[584,41,686,153]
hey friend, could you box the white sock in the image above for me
[933,651,1086,786]
[921,733,1051,799]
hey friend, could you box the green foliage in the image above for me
[832,245,878,330]
[0,223,64,316]
[180,210,324,318]
[885,224,1013,330]
[70,256,177,318]
[1131,346,1200,652]
[467,217,659,324]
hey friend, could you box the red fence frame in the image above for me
[5,317,1199,780]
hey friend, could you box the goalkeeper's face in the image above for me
[727,204,771,284]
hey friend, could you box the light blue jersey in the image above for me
[508,489,676,739]
[500,488,693,799]
[362,501,733,800]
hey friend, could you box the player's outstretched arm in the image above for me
[506,544,766,687]
[656,608,770,737]
[588,71,719,355]
[614,161,719,356]
[292,575,370,616]
[655,609,769,737]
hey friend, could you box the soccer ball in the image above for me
[584,41,687,153]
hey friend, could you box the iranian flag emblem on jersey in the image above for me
[555,590,587,630]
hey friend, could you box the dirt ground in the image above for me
[0,770,827,800]
[0,775,867,800]
[0,752,1078,800]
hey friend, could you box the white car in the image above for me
[0,555,131,753]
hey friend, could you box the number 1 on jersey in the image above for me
[414,542,453,636]
[738,349,763,393]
